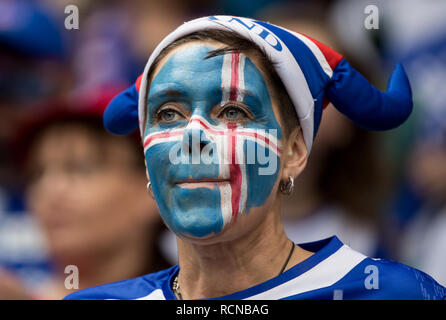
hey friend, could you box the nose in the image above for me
[181,125,213,163]
[35,168,71,193]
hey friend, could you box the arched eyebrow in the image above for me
[221,88,257,98]
[149,89,184,101]
[149,87,260,104]
[220,88,263,108]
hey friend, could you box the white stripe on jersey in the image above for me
[245,245,366,300]
[136,289,166,300]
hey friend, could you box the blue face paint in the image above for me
[144,43,283,238]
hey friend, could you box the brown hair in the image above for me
[143,30,299,137]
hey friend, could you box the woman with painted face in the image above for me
[65,16,446,300]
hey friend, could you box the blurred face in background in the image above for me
[25,121,157,260]
[409,142,446,202]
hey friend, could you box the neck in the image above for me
[282,164,320,220]
[176,197,314,299]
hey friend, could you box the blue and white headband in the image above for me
[103,15,413,153]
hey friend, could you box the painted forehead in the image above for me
[146,42,281,133]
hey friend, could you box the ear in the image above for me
[281,126,308,181]
[128,172,159,224]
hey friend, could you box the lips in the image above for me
[175,178,230,188]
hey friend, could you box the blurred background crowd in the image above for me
[0,0,445,299]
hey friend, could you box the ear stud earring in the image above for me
[280,176,294,195]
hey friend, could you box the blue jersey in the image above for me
[64,236,446,300]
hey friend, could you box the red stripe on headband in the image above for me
[301,34,343,71]
[135,74,143,92]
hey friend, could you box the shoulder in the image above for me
[63,266,178,300]
[372,258,446,299]
[339,255,446,299]
[287,238,445,300]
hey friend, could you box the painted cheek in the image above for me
[143,130,223,238]
[223,122,282,220]
[220,52,283,218]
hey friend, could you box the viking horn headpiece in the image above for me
[103,15,412,153]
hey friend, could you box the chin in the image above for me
[176,222,233,244]
[159,183,278,244]
[172,208,267,246]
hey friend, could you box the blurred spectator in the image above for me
[401,142,446,286]
[0,0,70,292]
[212,0,283,17]
[0,93,170,299]
[0,0,69,185]
[332,0,446,285]
[382,0,446,286]
[281,106,390,257]
[1,0,194,293]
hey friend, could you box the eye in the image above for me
[218,104,252,122]
[156,106,184,123]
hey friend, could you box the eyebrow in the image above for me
[220,88,263,109]
[149,88,259,102]
[221,88,258,98]
[148,89,184,101]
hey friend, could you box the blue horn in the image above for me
[103,83,139,135]
[326,59,413,130]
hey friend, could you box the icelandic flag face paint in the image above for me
[144,43,283,238]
